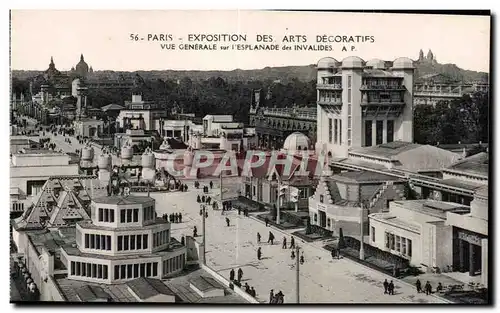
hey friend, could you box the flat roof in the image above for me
[92,195,155,205]
[126,277,176,299]
[370,213,421,233]
[333,170,403,183]
[445,152,489,177]
[189,276,223,292]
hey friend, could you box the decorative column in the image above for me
[469,242,476,276]
[459,240,467,272]
[371,120,376,146]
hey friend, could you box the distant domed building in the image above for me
[283,132,311,152]
[75,54,90,77]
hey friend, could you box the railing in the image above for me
[360,85,406,91]
[317,83,342,90]
[414,91,463,98]
[360,99,405,105]
[317,99,342,105]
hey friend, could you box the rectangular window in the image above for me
[328,118,333,143]
[396,236,401,252]
[110,209,115,223]
[87,263,92,277]
[402,237,407,255]
[385,232,390,249]
[347,76,352,88]
[96,235,101,250]
[85,234,89,248]
[76,262,81,276]
[146,263,152,277]
[120,209,126,223]
[143,234,148,249]
[333,119,338,144]
[103,265,108,279]
[134,264,139,278]
[124,235,129,250]
[371,227,375,242]
[118,236,123,251]
[137,234,142,249]
[127,264,133,279]
[133,209,139,222]
[376,120,383,145]
[390,234,395,250]
[114,265,120,280]
[387,120,394,143]
[365,120,372,146]
[71,261,75,275]
[98,208,103,222]
[106,236,111,251]
[153,233,157,247]
[320,195,324,203]
[348,116,351,129]
[130,235,136,250]
[92,264,97,278]
[348,89,352,103]
[104,209,109,222]
[140,263,146,277]
[153,262,158,277]
[408,239,412,257]
[127,209,133,223]
[81,262,86,276]
[120,265,126,279]
[90,234,95,249]
[98,264,103,279]
[339,120,342,143]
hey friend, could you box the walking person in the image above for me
[300,252,305,265]
[257,247,262,260]
[425,281,432,295]
[226,217,230,227]
[282,237,287,249]
[229,269,235,281]
[290,236,295,249]
[193,226,198,237]
[268,232,275,245]
[210,181,213,189]
[265,217,269,227]
[237,268,243,282]
[416,279,422,293]
[238,207,241,215]
[250,287,256,297]
[179,213,182,223]
[291,250,296,260]
[269,289,274,304]
[389,280,395,295]
[244,283,250,293]
[383,279,389,294]
[276,291,284,304]
[331,248,336,260]
[257,232,261,244]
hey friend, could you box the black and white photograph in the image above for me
[7,9,491,305]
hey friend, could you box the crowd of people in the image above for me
[161,212,183,223]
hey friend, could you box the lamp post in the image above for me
[359,202,368,261]
[200,203,207,265]
[295,245,300,304]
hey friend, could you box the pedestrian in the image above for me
[175,213,179,223]
[437,282,443,293]
[245,208,249,217]
[389,280,395,295]
[181,236,185,245]
[290,236,295,249]
[238,207,241,215]
[425,281,432,295]
[226,217,230,227]
[268,232,274,245]
[383,279,389,294]
[282,237,287,249]
[291,250,295,260]
[193,226,198,237]
[257,247,262,260]
[207,196,211,204]
[250,287,256,297]
[257,232,261,244]
[179,213,182,223]
[276,291,284,304]
[269,289,274,304]
[331,248,336,259]
[210,181,213,189]
[199,209,203,216]
[170,213,174,222]
[229,269,235,281]
[237,268,243,282]
[244,283,250,293]
[205,211,208,218]
[416,279,422,293]
[197,195,201,203]
[202,195,206,203]
[300,253,304,265]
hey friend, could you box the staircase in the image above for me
[368,181,393,210]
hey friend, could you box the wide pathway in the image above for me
[139,181,446,304]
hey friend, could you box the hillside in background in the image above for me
[12,59,488,83]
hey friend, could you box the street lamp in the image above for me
[200,203,207,265]
[295,245,300,304]
[359,201,369,261]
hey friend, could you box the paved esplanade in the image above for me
[141,181,445,304]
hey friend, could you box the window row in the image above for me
[384,232,412,257]
[153,230,169,248]
[143,206,155,222]
[162,254,186,276]
[364,120,394,147]
[98,208,115,223]
[70,261,109,280]
[120,208,139,223]
[113,262,158,280]
[85,234,112,251]
[117,234,149,251]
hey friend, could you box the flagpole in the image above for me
[276,177,281,225]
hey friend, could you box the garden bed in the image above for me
[255,213,297,230]
[292,229,326,243]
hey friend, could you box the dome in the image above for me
[317,57,338,69]
[97,151,111,170]
[183,146,194,167]
[283,132,311,152]
[341,56,364,69]
[81,145,94,161]
[392,57,415,69]
[75,54,89,75]
[141,147,155,168]
[366,59,386,69]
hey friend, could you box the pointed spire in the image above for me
[80,54,84,61]
[50,56,54,65]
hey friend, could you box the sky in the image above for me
[10,10,490,72]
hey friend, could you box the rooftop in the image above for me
[333,170,404,184]
[92,195,155,205]
[393,199,470,219]
[369,213,421,233]
[189,276,223,292]
[126,277,176,300]
[75,285,111,302]
[445,152,489,178]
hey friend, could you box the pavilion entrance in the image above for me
[452,228,484,276]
